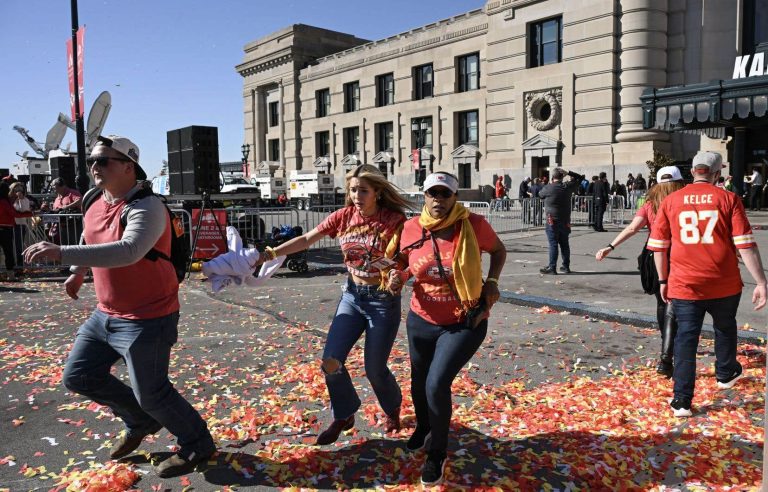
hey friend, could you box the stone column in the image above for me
[732,127,746,196]
[279,80,285,169]
[615,0,670,143]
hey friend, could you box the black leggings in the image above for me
[0,227,15,271]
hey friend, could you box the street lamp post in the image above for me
[241,143,251,177]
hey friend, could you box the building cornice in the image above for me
[236,49,294,77]
[486,0,547,16]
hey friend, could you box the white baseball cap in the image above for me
[656,166,683,183]
[423,172,459,194]
[94,135,146,180]
[692,151,726,174]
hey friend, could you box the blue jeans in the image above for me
[545,218,571,269]
[406,310,487,453]
[671,293,741,401]
[322,278,402,420]
[62,309,215,460]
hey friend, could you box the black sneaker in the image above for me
[656,359,673,378]
[717,364,744,389]
[539,266,557,275]
[421,450,447,486]
[559,266,571,274]
[670,397,692,417]
[406,427,432,452]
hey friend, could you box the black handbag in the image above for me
[637,246,658,295]
[429,229,488,329]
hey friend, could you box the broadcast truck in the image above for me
[287,170,343,210]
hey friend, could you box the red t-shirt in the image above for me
[317,206,406,278]
[647,182,756,300]
[635,201,657,232]
[84,196,180,319]
[53,188,82,211]
[400,214,499,325]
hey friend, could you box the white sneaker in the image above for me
[670,397,692,418]
[717,365,744,389]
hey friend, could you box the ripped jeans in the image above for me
[321,277,402,420]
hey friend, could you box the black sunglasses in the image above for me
[86,156,133,167]
[425,188,454,199]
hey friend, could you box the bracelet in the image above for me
[264,246,277,261]
[607,244,615,250]
[658,279,668,285]
[485,277,499,285]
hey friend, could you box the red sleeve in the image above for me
[635,203,648,221]
[316,207,344,238]
[470,214,499,252]
[730,195,756,249]
[647,201,671,251]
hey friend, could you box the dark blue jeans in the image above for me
[671,293,741,401]
[62,309,215,460]
[406,310,487,453]
[545,218,571,269]
[322,278,402,420]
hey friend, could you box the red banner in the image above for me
[66,27,85,121]
[191,209,228,259]
[411,149,421,170]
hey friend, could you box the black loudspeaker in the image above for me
[50,156,77,189]
[30,174,47,194]
[166,126,220,194]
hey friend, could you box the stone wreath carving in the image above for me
[526,89,562,131]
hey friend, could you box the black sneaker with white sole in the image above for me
[717,364,744,389]
[670,397,692,417]
[406,427,432,452]
[421,450,447,486]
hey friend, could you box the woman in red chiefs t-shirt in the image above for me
[262,164,412,446]
[386,172,506,486]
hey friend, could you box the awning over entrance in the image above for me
[641,75,768,134]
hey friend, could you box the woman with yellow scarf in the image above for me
[387,172,506,486]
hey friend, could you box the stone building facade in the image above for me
[237,0,752,195]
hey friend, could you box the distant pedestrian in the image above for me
[626,173,635,208]
[24,135,217,477]
[531,178,544,225]
[648,151,767,417]
[259,164,411,445]
[631,173,647,209]
[538,168,585,274]
[9,182,33,268]
[595,166,686,377]
[0,181,32,281]
[518,177,532,220]
[386,171,506,486]
[494,176,507,211]
[592,172,609,232]
[746,167,763,210]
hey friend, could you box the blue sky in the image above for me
[0,0,482,179]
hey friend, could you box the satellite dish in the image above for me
[45,119,68,152]
[86,91,111,148]
[58,112,76,131]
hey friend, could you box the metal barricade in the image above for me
[304,205,344,250]
[11,213,85,272]
[569,195,626,227]
[224,207,300,248]
[487,198,542,233]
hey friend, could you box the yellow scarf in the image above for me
[419,202,482,311]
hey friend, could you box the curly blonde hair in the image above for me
[344,164,414,214]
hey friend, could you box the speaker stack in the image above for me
[167,126,220,195]
[49,156,77,189]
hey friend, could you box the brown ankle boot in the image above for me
[316,415,354,445]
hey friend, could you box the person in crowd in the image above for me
[9,182,33,268]
[631,173,647,208]
[626,173,635,209]
[592,172,609,232]
[595,166,686,377]
[0,181,32,281]
[518,177,532,221]
[648,151,767,417]
[538,168,585,274]
[531,178,544,225]
[540,175,549,186]
[42,178,83,246]
[24,135,216,477]
[746,167,764,210]
[385,171,506,486]
[494,176,507,211]
[724,175,734,192]
[43,178,82,212]
[259,164,411,445]
[716,176,726,189]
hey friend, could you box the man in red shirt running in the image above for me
[648,151,767,417]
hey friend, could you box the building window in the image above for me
[457,53,480,92]
[316,89,330,117]
[343,127,359,155]
[376,73,395,107]
[744,0,768,54]
[343,81,360,112]
[268,139,280,161]
[316,131,330,157]
[458,163,472,189]
[268,101,279,127]
[413,64,433,100]
[411,117,433,150]
[529,16,563,68]
[457,110,479,146]
[376,122,394,152]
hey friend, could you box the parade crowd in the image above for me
[15,133,767,485]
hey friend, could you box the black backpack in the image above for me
[82,187,189,283]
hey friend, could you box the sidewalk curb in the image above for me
[499,291,765,344]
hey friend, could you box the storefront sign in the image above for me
[733,53,767,79]
[191,209,227,259]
